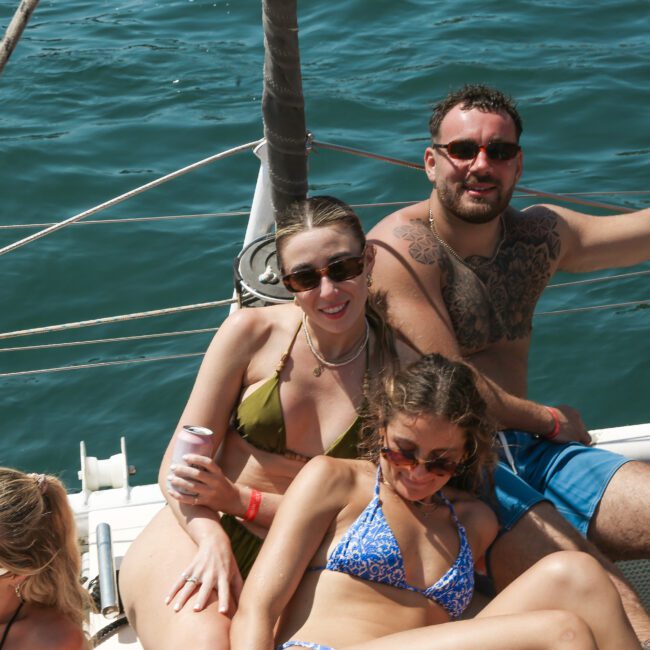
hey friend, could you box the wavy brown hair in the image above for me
[276,196,399,387]
[360,353,497,493]
[0,468,92,627]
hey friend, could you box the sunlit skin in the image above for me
[118,209,417,650]
[379,412,467,505]
[0,573,85,650]
[366,94,650,644]
[424,105,523,228]
[280,225,375,352]
[231,411,639,649]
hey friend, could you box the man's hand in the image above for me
[552,404,592,445]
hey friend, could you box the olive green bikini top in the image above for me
[233,323,362,461]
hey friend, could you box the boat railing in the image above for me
[1,137,648,379]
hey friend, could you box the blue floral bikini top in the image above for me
[310,467,474,619]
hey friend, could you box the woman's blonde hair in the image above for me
[0,468,92,626]
[360,353,497,493]
[276,196,399,386]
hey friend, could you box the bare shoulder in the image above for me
[22,608,87,650]
[219,303,298,339]
[368,201,429,237]
[290,456,374,510]
[521,203,574,232]
[369,201,438,265]
[299,455,372,489]
[368,201,440,303]
[209,303,301,356]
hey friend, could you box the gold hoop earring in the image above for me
[366,274,373,288]
[15,580,25,602]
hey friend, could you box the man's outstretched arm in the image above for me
[539,204,650,273]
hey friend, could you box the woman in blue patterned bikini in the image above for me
[231,354,639,650]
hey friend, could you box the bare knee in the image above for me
[538,551,619,599]
[540,610,597,650]
[489,503,587,589]
[538,551,606,591]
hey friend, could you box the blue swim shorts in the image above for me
[489,430,629,535]
[276,641,334,650]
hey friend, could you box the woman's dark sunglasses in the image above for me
[433,139,520,161]
[380,445,464,477]
[282,255,365,293]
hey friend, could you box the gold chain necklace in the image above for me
[302,314,369,377]
[411,495,444,518]
[428,206,506,267]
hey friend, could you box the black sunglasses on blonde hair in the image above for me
[281,254,365,293]
[433,139,520,161]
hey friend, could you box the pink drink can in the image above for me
[168,425,214,495]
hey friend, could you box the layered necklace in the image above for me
[428,206,506,268]
[302,313,369,377]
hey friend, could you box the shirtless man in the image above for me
[368,84,650,641]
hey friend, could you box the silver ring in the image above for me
[185,576,199,584]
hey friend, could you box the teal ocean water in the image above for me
[1,1,648,487]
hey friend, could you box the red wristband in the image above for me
[243,489,262,522]
[543,406,561,440]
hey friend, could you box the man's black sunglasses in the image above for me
[281,255,365,293]
[433,139,520,161]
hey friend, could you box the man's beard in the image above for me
[437,176,515,225]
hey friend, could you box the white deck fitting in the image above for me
[71,484,165,648]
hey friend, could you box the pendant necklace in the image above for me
[302,313,369,377]
[411,495,443,518]
[428,206,506,268]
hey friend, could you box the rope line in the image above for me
[0,204,418,230]
[0,327,218,353]
[515,184,632,214]
[0,140,261,257]
[1,298,645,375]
[0,352,205,378]
[0,211,250,230]
[547,268,650,289]
[311,140,634,214]
[536,298,649,317]
[312,140,425,170]
[0,299,234,341]
[1,188,646,231]
[0,139,641,242]
[0,271,646,346]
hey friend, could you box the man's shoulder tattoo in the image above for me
[509,207,561,260]
[392,219,438,265]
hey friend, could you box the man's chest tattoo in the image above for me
[394,212,561,353]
